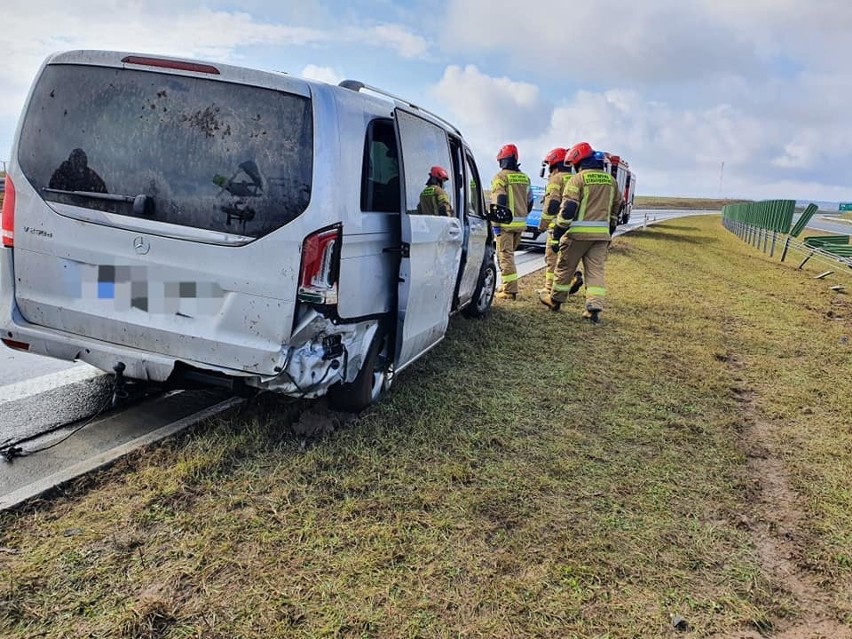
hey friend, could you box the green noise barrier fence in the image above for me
[721,199,795,257]
[722,200,852,274]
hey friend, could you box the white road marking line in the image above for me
[0,366,104,406]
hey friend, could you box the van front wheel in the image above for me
[329,331,392,413]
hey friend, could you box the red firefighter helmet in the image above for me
[429,166,449,181]
[496,144,519,162]
[565,142,594,166]
[543,147,567,167]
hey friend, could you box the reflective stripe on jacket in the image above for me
[490,169,531,230]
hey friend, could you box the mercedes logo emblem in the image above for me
[133,236,150,255]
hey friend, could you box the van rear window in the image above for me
[18,64,313,238]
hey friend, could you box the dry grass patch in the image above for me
[1,215,851,638]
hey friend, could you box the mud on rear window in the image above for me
[18,64,312,238]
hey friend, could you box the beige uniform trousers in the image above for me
[496,230,522,294]
[551,237,609,310]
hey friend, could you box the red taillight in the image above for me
[1,174,14,248]
[1,338,29,351]
[121,55,220,75]
[298,226,341,305]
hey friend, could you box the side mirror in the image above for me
[487,203,513,225]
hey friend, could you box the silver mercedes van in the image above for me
[0,51,500,411]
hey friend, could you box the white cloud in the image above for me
[357,24,428,59]
[431,0,852,200]
[441,0,759,85]
[300,64,344,85]
[0,5,328,119]
[431,65,551,151]
[429,64,842,199]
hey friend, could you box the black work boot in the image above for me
[568,271,584,295]
[538,291,561,312]
[582,309,601,324]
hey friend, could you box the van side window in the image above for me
[464,152,484,219]
[396,110,453,216]
[361,119,400,213]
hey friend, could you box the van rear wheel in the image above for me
[329,331,392,413]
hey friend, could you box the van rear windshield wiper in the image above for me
[43,188,155,216]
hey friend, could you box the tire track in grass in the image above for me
[713,346,852,639]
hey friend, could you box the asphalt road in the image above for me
[800,214,852,236]
[0,347,83,386]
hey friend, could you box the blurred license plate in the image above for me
[522,231,535,239]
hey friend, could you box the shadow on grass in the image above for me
[633,226,715,245]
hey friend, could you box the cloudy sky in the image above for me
[1,0,850,201]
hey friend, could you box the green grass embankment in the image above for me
[1,215,851,637]
[634,196,751,210]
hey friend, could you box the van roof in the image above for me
[46,50,315,97]
[44,50,464,139]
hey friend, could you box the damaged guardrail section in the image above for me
[722,201,852,281]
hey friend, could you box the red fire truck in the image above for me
[604,154,636,225]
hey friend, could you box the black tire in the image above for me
[463,247,497,319]
[328,330,392,413]
[619,204,631,225]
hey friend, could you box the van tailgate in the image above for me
[13,215,295,376]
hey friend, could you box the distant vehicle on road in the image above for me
[520,185,547,249]
[520,204,546,249]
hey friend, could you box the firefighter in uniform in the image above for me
[417,166,453,216]
[490,144,533,300]
[538,147,582,296]
[539,142,622,323]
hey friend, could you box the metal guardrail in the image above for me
[722,217,788,258]
[789,237,852,275]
